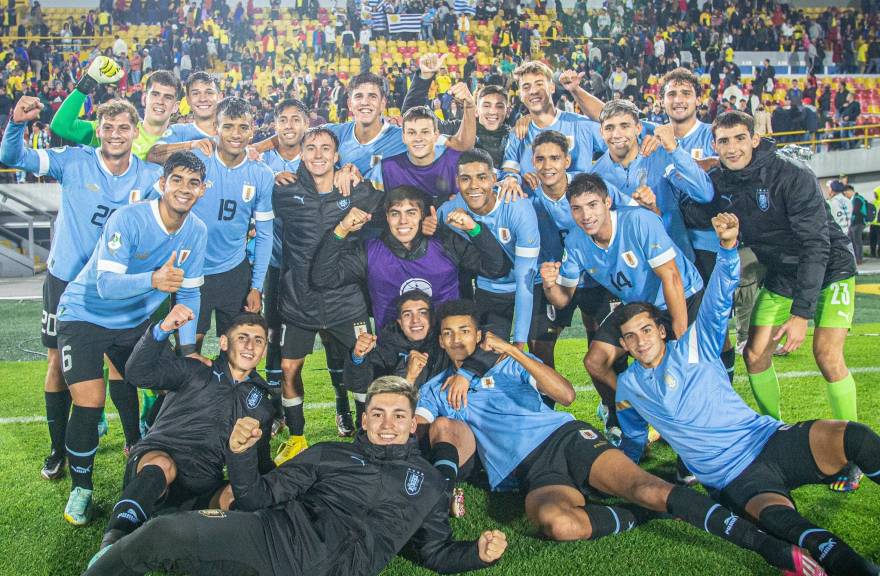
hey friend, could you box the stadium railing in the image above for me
[768,123,880,150]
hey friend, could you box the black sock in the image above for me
[760,504,875,576]
[265,337,283,389]
[844,422,880,482]
[431,442,460,485]
[108,379,141,446]
[107,464,166,535]
[583,505,639,540]
[144,394,164,429]
[666,486,794,571]
[721,348,736,383]
[66,405,103,490]
[327,367,351,415]
[45,390,71,454]
[283,398,305,436]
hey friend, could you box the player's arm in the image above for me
[786,168,832,321]
[1,99,57,174]
[445,83,477,151]
[500,129,525,189]
[173,229,207,351]
[542,234,581,308]
[616,392,651,463]
[146,138,213,166]
[653,258,688,338]
[482,332,576,406]
[440,209,512,279]
[48,88,100,147]
[653,124,714,203]
[255,416,275,474]
[310,220,368,289]
[508,205,540,345]
[246,173,276,310]
[558,69,605,120]
[124,304,201,392]
[344,332,381,398]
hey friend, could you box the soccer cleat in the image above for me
[829,463,863,493]
[336,411,355,437]
[773,343,790,357]
[647,425,662,444]
[274,435,309,466]
[271,417,286,438]
[675,457,699,487]
[41,450,66,480]
[87,544,112,569]
[63,486,93,526]
[88,529,125,568]
[97,412,109,438]
[450,487,466,518]
[782,546,827,576]
[735,341,747,355]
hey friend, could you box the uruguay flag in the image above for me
[454,0,476,15]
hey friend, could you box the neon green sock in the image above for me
[748,366,781,420]
[826,372,858,421]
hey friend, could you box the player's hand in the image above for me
[445,208,477,232]
[419,52,448,79]
[86,56,124,85]
[711,212,739,249]
[244,288,262,313]
[477,530,508,563]
[449,82,475,108]
[441,372,470,410]
[639,134,661,157]
[522,172,540,191]
[190,138,214,156]
[12,96,44,123]
[338,207,371,235]
[514,114,531,139]
[422,205,439,236]
[773,315,808,354]
[632,185,657,212]
[498,176,526,203]
[229,416,263,454]
[558,69,585,93]
[652,123,678,153]
[387,115,402,127]
[696,157,720,172]
[186,352,212,366]
[540,261,561,287]
[245,145,261,162]
[160,303,194,331]
[405,350,429,383]
[275,171,297,186]
[353,332,377,358]
[334,163,363,197]
[151,251,185,293]
[481,331,514,357]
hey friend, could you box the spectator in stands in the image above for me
[840,92,862,150]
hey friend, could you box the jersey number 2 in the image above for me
[218,199,237,221]
[90,205,117,227]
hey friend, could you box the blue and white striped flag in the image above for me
[367,0,388,31]
[454,0,476,16]
[386,13,422,34]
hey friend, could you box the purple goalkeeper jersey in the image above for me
[371,147,462,203]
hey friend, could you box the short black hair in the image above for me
[146,69,182,98]
[612,302,665,335]
[384,185,427,215]
[302,126,340,151]
[274,98,308,119]
[163,150,206,180]
[225,312,269,338]
[436,299,479,328]
[216,96,253,122]
[457,148,494,174]
[349,72,387,99]
[395,289,433,319]
[185,70,220,95]
[566,172,608,202]
[712,110,755,137]
[402,105,438,131]
[533,130,569,156]
[476,84,508,104]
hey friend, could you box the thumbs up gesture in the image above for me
[151,251,185,293]
[421,205,439,236]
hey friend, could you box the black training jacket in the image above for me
[273,163,385,329]
[227,432,491,576]
[708,139,856,319]
[125,325,276,483]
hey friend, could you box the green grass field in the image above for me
[1,291,880,576]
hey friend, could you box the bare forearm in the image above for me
[147,141,195,165]
[507,347,575,405]
[571,86,604,120]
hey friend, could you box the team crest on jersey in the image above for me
[242,184,256,202]
[107,232,122,253]
[566,135,575,149]
[480,376,495,389]
[162,128,173,138]
[756,188,769,212]
[205,180,214,189]
[337,197,351,210]
[691,148,704,160]
[621,251,639,268]
[246,387,264,409]
[401,278,433,295]
[86,183,100,192]
[664,373,678,390]
[579,429,598,441]
[370,154,383,168]
[177,249,191,265]
[404,467,424,496]
[498,227,511,244]
[129,189,141,203]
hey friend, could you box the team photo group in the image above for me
[5,45,880,576]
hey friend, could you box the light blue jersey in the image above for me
[0,121,162,281]
[58,200,207,346]
[156,122,213,145]
[261,150,301,269]
[417,354,573,489]
[558,207,703,308]
[325,120,418,176]
[615,246,781,490]
[676,121,719,252]
[190,150,274,289]
[502,111,606,184]
[592,143,713,261]
[439,194,540,343]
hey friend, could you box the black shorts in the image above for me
[530,285,622,342]
[714,420,835,512]
[474,288,515,342]
[56,319,148,386]
[263,265,282,347]
[125,447,224,512]
[197,258,251,336]
[279,317,371,360]
[41,272,68,349]
[515,420,613,495]
[592,289,704,347]
[693,249,718,285]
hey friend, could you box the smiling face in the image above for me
[160,165,206,216]
[518,71,555,115]
[618,312,667,367]
[439,314,481,364]
[275,105,307,149]
[348,81,385,126]
[456,161,497,215]
[219,323,268,374]
[397,297,431,342]
[142,81,179,125]
[477,92,508,131]
[302,132,339,178]
[601,112,641,162]
[661,79,698,124]
[713,124,760,171]
[386,199,422,246]
[96,112,139,160]
[532,141,571,190]
[362,392,417,445]
[216,112,254,158]
[569,191,612,237]
[403,117,439,161]
[187,79,220,122]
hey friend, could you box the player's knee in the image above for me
[429,417,460,442]
[743,343,769,372]
[542,511,588,541]
[584,350,610,378]
[813,347,846,379]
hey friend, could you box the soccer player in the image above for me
[54,151,208,525]
[84,376,508,576]
[272,127,384,463]
[416,300,819,576]
[500,60,606,197]
[0,96,163,481]
[614,213,879,576]
[50,57,182,160]
[438,149,540,348]
[710,110,861,491]
[89,306,275,564]
[188,97,275,352]
[541,173,703,454]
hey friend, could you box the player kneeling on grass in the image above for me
[614,213,880,576]
[415,300,825,576]
[88,306,276,566]
[84,376,508,576]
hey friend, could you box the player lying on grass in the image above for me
[614,213,880,576]
[415,299,824,576]
[87,306,276,566]
[84,376,508,576]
